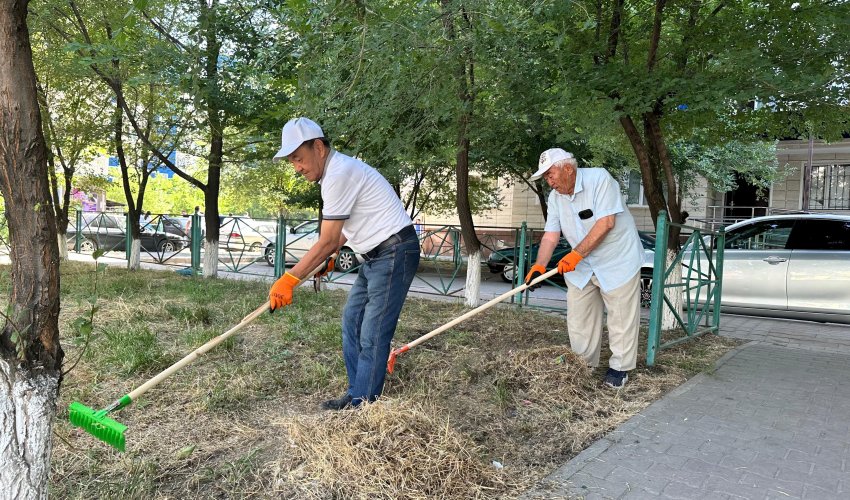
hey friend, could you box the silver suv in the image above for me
[716,214,850,323]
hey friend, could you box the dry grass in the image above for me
[273,399,508,499]
[0,261,741,499]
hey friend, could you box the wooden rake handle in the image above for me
[127,259,332,401]
[387,267,560,373]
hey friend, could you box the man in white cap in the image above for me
[524,148,643,388]
[269,117,420,409]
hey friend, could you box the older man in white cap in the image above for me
[269,117,420,409]
[524,148,644,388]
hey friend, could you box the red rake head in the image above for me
[386,345,410,374]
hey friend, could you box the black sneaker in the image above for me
[321,394,353,411]
[604,368,629,388]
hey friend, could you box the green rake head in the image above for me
[69,396,131,451]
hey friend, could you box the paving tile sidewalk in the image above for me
[523,319,850,499]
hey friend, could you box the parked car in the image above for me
[262,219,358,272]
[218,217,277,252]
[67,213,188,253]
[704,214,850,323]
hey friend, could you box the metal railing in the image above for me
[646,210,725,366]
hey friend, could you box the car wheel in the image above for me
[249,242,262,252]
[264,245,275,267]
[158,240,177,253]
[79,238,97,253]
[335,248,356,272]
[500,264,515,283]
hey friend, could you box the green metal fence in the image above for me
[646,210,725,366]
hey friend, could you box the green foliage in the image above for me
[27,0,850,223]
[673,140,787,199]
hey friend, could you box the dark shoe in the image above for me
[604,368,629,388]
[321,394,353,411]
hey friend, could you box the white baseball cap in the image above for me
[530,148,575,181]
[272,117,325,161]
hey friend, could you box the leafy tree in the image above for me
[288,0,529,305]
[541,0,850,248]
[29,18,111,259]
[114,0,296,276]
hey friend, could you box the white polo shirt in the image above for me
[319,150,412,254]
[544,168,643,292]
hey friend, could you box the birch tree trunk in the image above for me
[0,1,63,498]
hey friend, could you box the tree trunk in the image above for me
[534,179,548,220]
[442,0,481,307]
[129,238,141,271]
[457,126,481,307]
[0,360,59,500]
[0,1,63,497]
[661,248,682,331]
[40,85,73,262]
[56,232,68,260]
[200,0,223,279]
[203,239,219,278]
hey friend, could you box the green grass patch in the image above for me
[92,325,171,376]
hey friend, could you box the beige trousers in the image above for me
[566,271,640,371]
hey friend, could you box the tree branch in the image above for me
[647,0,666,72]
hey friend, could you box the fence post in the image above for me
[451,227,461,267]
[712,226,726,331]
[191,213,201,275]
[274,216,286,279]
[646,210,668,366]
[515,222,527,305]
[75,209,82,253]
[125,212,131,260]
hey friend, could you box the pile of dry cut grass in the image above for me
[274,398,509,499]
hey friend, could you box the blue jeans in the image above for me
[341,235,420,405]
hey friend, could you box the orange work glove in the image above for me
[269,272,300,312]
[314,257,335,278]
[557,250,584,274]
[524,264,547,291]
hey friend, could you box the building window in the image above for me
[624,171,646,206]
[809,164,850,210]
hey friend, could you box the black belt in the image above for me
[362,225,417,261]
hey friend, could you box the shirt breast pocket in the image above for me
[577,208,595,232]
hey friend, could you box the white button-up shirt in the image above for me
[544,168,644,292]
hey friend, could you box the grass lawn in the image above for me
[1,262,740,498]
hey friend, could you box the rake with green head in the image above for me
[69,260,332,451]
[68,301,270,451]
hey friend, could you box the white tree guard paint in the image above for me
[0,359,59,500]
[464,250,482,308]
[128,238,141,271]
[56,234,68,261]
[203,240,219,278]
[662,248,683,331]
